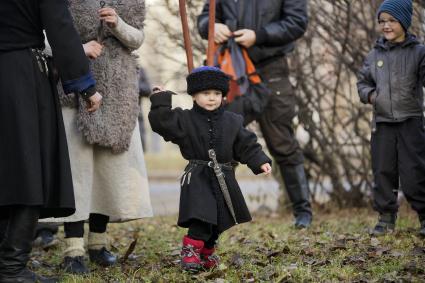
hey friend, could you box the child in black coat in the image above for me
[149,66,272,271]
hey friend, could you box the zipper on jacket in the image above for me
[386,52,395,119]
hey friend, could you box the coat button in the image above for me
[207,118,211,122]
[209,129,213,132]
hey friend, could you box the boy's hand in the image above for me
[83,40,103,59]
[368,92,376,104]
[234,29,256,48]
[261,163,272,175]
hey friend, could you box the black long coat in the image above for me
[0,0,94,218]
[149,91,271,232]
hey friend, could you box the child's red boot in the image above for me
[201,247,219,269]
[181,235,203,271]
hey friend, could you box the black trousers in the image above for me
[371,118,425,216]
[257,57,304,166]
[0,219,7,244]
[188,220,220,248]
[64,213,109,238]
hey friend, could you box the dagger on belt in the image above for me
[208,149,238,224]
[97,1,107,44]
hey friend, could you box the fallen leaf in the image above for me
[120,238,138,263]
[260,265,277,281]
[304,258,317,265]
[370,237,380,247]
[410,246,425,256]
[390,250,404,257]
[343,255,366,265]
[330,241,347,251]
[336,234,346,240]
[268,232,278,239]
[267,246,290,258]
[238,237,246,243]
[367,247,390,258]
[229,253,244,268]
[301,248,314,256]
[312,259,331,267]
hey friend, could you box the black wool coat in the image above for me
[149,91,271,232]
[0,0,94,218]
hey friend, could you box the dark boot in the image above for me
[61,256,88,274]
[87,232,116,267]
[0,206,56,283]
[88,248,117,267]
[372,213,397,236]
[181,235,203,272]
[33,229,59,250]
[280,164,313,228]
[61,238,88,274]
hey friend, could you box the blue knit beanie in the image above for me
[186,66,230,96]
[377,0,413,31]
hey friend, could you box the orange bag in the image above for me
[214,38,271,125]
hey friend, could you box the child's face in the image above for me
[193,89,223,111]
[378,12,406,43]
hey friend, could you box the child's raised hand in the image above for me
[261,163,272,175]
[152,86,164,94]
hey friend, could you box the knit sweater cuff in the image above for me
[109,15,145,50]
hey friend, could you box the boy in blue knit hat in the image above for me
[149,66,272,271]
[357,0,425,236]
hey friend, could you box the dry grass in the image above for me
[31,204,425,282]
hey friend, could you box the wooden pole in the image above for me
[206,0,216,66]
[178,0,194,73]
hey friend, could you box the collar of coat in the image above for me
[192,102,225,118]
[374,33,419,51]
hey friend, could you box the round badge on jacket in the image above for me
[377,60,384,67]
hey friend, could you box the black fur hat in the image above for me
[186,66,230,96]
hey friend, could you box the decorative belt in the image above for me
[179,159,234,186]
[188,159,233,170]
